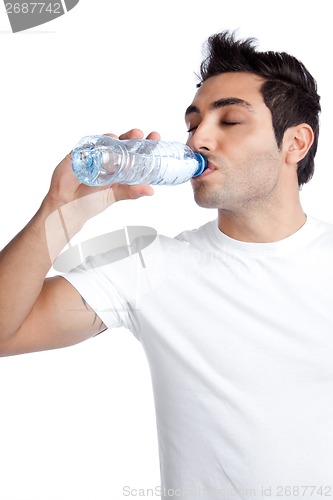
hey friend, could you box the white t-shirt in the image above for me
[63,215,333,499]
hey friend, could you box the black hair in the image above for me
[198,31,321,186]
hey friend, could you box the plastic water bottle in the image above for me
[71,135,207,186]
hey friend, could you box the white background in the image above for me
[0,1,332,499]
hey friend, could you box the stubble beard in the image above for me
[191,150,282,214]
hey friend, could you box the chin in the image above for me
[193,188,222,209]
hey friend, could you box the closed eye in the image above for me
[221,121,240,126]
[187,121,240,133]
[187,126,197,133]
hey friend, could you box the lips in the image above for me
[195,162,217,179]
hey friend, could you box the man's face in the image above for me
[185,72,286,212]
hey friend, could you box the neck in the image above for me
[217,197,306,243]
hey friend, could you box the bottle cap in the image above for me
[193,153,207,177]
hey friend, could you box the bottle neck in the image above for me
[193,153,207,177]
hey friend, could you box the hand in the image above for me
[42,128,161,223]
[103,128,161,203]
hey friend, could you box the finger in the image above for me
[145,131,161,141]
[103,133,119,139]
[110,183,154,202]
[118,129,144,140]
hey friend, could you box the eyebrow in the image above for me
[185,97,254,117]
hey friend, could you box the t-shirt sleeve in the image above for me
[62,260,134,333]
[60,233,167,340]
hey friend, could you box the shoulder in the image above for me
[303,216,333,254]
[174,218,217,247]
[307,215,333,239]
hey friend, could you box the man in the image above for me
[0,31,331,499]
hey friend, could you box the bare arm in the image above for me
[0,276,107,356]
[0,129,159,356]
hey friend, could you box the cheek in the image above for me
[243,130,278,152]
[230,146,282,188]
[235,132,281,166]
[247,152,282,190]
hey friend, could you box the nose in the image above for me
[187,121,217,154]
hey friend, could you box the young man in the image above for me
[0,32,331,499]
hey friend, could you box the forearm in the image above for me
[0,198,84,342]
[0,130,158,347]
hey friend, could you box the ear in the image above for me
[285,124,314,165]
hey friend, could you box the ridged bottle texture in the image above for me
[72,135,206,186]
